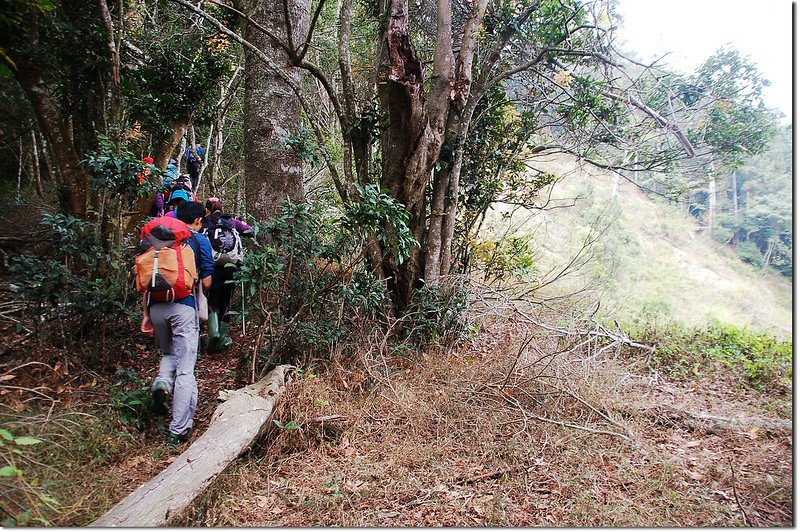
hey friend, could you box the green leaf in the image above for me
[272,420,285,429]
[13,437,41,446]
[0,428,13,441]
[0,465,20,477]
[38,493,60,507]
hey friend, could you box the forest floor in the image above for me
[0,300,792,527]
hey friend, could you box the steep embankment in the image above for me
[483,154,792,337]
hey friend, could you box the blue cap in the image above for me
[169,189,191,204]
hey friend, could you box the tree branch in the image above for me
[168,0,349,203]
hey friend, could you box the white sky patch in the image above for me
[614,0,793,123]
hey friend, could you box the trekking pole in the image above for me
[241,280,246,336]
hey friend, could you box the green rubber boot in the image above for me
[218,321,233,351]
[207,311,221,352]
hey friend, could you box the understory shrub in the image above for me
[0,427,59,526]
[8,213,134,336]
[404,279,471,349]
[236,198,403,374]
[626,320,791,392]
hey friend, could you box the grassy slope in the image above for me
[484,154,792,337]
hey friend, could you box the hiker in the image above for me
[151,159,180,217]
[202,197,253,352]
[164,189,191,218]
[138,202,214,445]
[185,142,205,192]
[137,156,154,185]
[164,158,179,188]
[135,156,155,210]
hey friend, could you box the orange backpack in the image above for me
[134,217,198,303]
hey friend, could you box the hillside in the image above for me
[481,154,792,337]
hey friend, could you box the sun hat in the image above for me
[168,189,191,204]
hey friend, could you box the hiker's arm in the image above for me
[233,218,254,237]
[195,234,216,281]
[140,295,153,335]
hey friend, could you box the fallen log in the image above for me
[91,365,295,527]
[635,404,792,435]
[665,408,792,434]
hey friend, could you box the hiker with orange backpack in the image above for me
[136,202,214,445]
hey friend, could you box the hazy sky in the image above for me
[614,0,793,123]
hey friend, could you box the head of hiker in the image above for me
[176,201,205,231]
[205,197,223,216]
[169,189,191,208]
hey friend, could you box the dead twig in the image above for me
[1,361,56,375]
[503,393,631,442]
[313,415,346,423]
[729,457,751,526]
[498,334,535,390]
[0,384,57,403]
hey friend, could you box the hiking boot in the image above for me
[167,427,193,446]
[218,322,233,351]
[152,381,170,416]
[206,311,220,352]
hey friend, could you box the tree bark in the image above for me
[639,405,791,435]
[376,0,454,308]
[37,132,59,186]
[153,117,190,169]
[90,365,295,528]
[14,63,88,217]
[708,177,716,231]
[243,0,309,221]
[97,0,122,130]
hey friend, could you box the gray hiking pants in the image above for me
[149,302,198,436]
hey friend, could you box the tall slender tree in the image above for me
[242,0,310,221]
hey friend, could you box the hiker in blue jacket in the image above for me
[141,201,214,445]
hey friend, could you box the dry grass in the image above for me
[1,287,790,527]
[174,308,792,527]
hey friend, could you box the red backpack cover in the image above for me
[134,217,198,302]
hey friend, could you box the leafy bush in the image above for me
[109,368,160,430]
[732,240,764,269]
[236,200,396,372]
[9,214,133,323]
[404,279,471,348]
[342,183,418,263]
[471,235,536,282]
[84,135,165,196]
[627,320,791,392]
[0,427,60,526]
[283,126,322,166]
